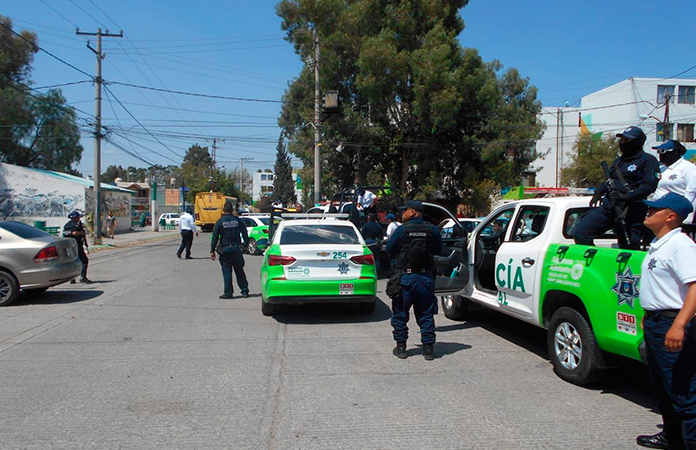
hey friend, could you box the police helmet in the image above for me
[616,126,646,146]
[68,211,82,219]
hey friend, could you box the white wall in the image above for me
[0,163,85,228]
[533,107,581,187]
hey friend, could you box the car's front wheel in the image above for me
[441,295,471,321]
[547,307,603,386]
[0,271,19,306]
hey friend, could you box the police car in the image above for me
[239,214,282,255]
[260,218,377,316]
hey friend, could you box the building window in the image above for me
[657,123,674,142]
[657,85,675,104]
[268,174,274,181]
[677,124,695,143]
[261,174,267,181]
[678,86,696,105]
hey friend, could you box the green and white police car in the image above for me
[260,218,377,316]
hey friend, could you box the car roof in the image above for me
[277,218,357,229]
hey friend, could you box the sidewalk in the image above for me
[88,228,180,252]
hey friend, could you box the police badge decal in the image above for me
[611,266,640,308]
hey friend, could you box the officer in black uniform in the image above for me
[63,211,92,284]
[573,126,660,249]
[210,202,249,299]
[386,200,442,360]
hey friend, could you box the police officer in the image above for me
[573,126,660,249]
[651,139,696,238]
[63,211,92,284]
[637,192,696,450]
[210,202,249,299]
[386,200,442,360]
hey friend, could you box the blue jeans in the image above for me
[219,250,249,297]
[644,313,696,445]
[391,273,437,344]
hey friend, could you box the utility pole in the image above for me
[77,28,122,245]
[555,109,560,188]
[239,157,253,202]
[313,27,321,205]
[663,93,672,141]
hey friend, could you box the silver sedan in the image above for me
[0,221,82,306]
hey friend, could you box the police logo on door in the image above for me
[611,267,640,308]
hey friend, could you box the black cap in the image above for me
[616,126,645,141]
[399,200,423,212]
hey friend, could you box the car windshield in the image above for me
[280,224,360,245]
[0,221,52,239]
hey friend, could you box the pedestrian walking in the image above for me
[385,200,442,360]
[572,126,660,249]
[105,210,116,239]
[176,207,198,259]
[637,192,696,450]
[210,202,249,299]
[63,210,92,284]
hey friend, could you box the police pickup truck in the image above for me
[431,197,647,386]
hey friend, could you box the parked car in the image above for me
[0,221,82,306]
[158,213,180,226]
[239,215,282,255]
[260,218,377,316]
[438,218,482,239]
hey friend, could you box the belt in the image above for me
[405,268,431,275]
[644,309,681,319]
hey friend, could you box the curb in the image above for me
[89,233,179,253]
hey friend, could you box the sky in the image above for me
[3,0,696,179]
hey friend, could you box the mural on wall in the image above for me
[0,188,82,219]
[85,191,132,218]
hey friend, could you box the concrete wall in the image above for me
[85,189,132,233]
[0,163,85,228]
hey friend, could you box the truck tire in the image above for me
[441,295,470,321]
[0,270,19,307]
[261,299,277,316]
[547,307,604,386]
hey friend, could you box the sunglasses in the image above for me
[656,148,676,154]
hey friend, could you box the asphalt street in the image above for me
[0,235,661,449]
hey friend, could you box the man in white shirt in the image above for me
[176,207,198,259]
[651,140,696,226]
[637,192,696,450]
[385,213,401,239]
[356,188,377,214]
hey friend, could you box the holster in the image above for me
[386,269,404,299]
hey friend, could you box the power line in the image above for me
[38,0,79,28]
[33,80,93,90]
[68,0,108,29]
[107,81,285,103]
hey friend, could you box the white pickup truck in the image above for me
[430,197,647,386]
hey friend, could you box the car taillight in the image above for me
[268,255,296,266]
[34,246,59,263]
[350,254,375,265]
[262,228,268,234]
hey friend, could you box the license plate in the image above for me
[339,283,354,295]
[66,248,76,258]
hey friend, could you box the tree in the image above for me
[562,132,619,188]
[273,133,297,205]
[0,17,84,173]
[183,144,212,167]
[276,0,544,210]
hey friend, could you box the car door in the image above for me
[421,202,470,294]
[493,204,551,320]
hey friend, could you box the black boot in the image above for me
[423,343,434,361]
[637,431,670,449]
[393,342,407,359]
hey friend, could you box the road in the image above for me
[0,235,660,449]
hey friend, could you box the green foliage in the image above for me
[273,133,297,205]
[562,132,619,188]
[256,196,272,213]
[276,0,543,208]
[0,17,84,173]
[182,144,212,167]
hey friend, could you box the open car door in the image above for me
[421,202,469,294]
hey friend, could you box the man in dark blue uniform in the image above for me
[386,200,442,360]
[573,126,660,249]
[63,211,92,284]
[360,214,384,243]
[210,202,249,299]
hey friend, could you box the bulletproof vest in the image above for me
[397,221,435,271]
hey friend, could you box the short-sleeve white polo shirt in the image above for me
[641,228,696,311]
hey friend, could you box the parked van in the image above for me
[194,192,237,232]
